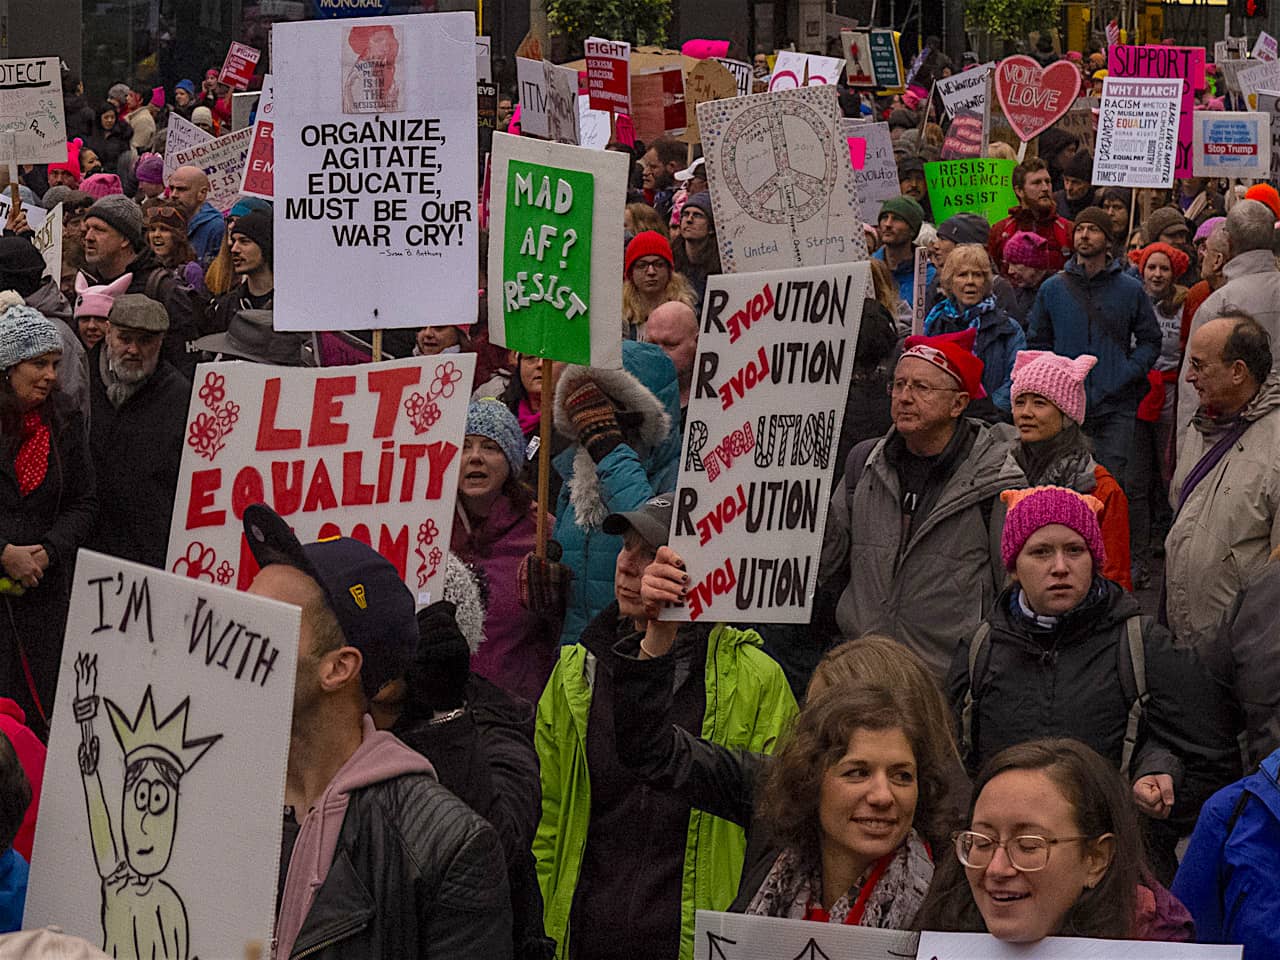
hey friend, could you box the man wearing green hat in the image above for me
[874,195,933,310]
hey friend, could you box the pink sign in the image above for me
[682,39,730,60]
[847,137,868,170]
[615,113,637,147]
[993,55,1079,141]
[219,41,260,92]
[1107,44,1206,177]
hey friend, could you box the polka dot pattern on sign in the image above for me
[15,412,50,496]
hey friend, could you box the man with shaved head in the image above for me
[644,300,698,427]
[167,164,223,264]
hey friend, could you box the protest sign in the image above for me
[166,355,472,604]
[220,41,261,90]
[240,74,274,199]
[717,58,753,97]
[25,551,298,959]
[1216,58,1254,97]
[487,132,627,368]
[693,911,919,960]
[1255,91,1280,182]
[478,80,499,154]
[917,931,1241,959]
[993,55,1079,141]
[32,202,61,284]
[231,90,261,131]
[1236,58,1280,108]
[545,61,582,144]
[698,85,868,273]
[584,37,631,114]
[842,119,899,203]
[577,94,611,149]
[173,125,254,213]
[1058,97,1099,153]
[660,260,869,624]
[940,109,984,159]
[273,13,478,332]
[925,158,1018,224]
[615,113,637,146]
[632,66,687,140]
[768,51,844,90]
[476,35,493,82]
[937,61,993,118]
[1108,44,1206,176]
[842,30,876,87]
[1254,30,1278,61]
[165,113,215,183]
[684,59,738,143]
[0,57,65,163]
[868,30,905,93]
[1192,110,1270,176]
[912,246,929,336]
[0,191,43,230]
[1093,77,1181,189]
[516,56,549,137]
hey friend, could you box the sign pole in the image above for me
[7,136,18,213]
[535,359,553,558]
[372,329,383,362]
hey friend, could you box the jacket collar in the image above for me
[1192,371,1280,433]
[1222,248,1279,282]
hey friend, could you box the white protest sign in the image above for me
[1092,77,1181,189]
[476,35,493,82]
[699,85,868,273]
[164,113,215,183]
[1254,31,1278,62]
[1236,58,1280,108]
[693,911,918,960]
[173,124,254,214]
[917,932,1241,959]
[25,551,298,959]
[273,13,478,332]
[661,260,869,624]
[768,50,845,90]
[32,202,62,283]
[716,58,753,98]
[487,131,627,368]
[240,74,274,199]
[1255,91,1280,182]
[578,94,611,149]
[842,30,876,87]
[842,119,899,204]
[545,61,581,144]
[165,355,473,605]
[0,190,45,230]
[937,62,994,118]
[516,56,549,137]
[0,57,65,163]
[1192,110,1270,177]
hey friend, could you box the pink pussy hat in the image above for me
[1000,486,1105,571]
[1010,350,1097,425]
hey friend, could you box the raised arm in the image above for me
[74,653,119,879]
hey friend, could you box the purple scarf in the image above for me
[1177,416,1250,512]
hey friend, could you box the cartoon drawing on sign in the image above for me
[73,653,221,960]
[342,25,403,114]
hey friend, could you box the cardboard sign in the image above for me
[1057,96,1099,153]
[584,37,631,114]
[240,74,274,199]
[917,932,1241,959]
[842,119,900,203]
[25,551,298,959]
[684,59,738,143]
[937,61,994,118]
[173,125,254,213]
[661,260,869,624]
[273,13,478,332]
[868,30,905,93]
[1254,31,1278,62]
[1108,44,1206,176]
[993,55,1079,141]
[925,158,1019,224]
[842,30,875,87]
[698,85,869,273]
[487,132,627,368]
[164,113,215,183]
[768,51,844,91]
[1236,58,1280,108]
[632,66,687,139]
[1255,91,1280,182]
[166,355,472,604]
[940,109,984,159]
[545,61,581,144]
[693,911,919,960]
[516,56,549,137]
[1093,77,1181,189]
[32,201,62,284]
[717,58,753,98]
[219,41,261,91]
[1192,110,1270,176]
[0,57,65,163]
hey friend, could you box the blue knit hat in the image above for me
[176,79,196,96]
[229,197,272,220]
[465,399,525,476]
[0,305,62,370]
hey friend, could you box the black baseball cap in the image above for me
[243,503,417,700]
[602,492,675,548]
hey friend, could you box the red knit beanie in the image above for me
[625,230,673,276]
[1128,241,1190,279]
[900,327,987,399]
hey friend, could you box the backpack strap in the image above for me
[959,621,992,763]
[843,437,878,507]
[1119,615,1148,779]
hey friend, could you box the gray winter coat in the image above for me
[25,278,90,422]
[820,420,1026,678]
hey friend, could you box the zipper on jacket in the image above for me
[290,916,369,960]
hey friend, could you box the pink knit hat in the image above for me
[74,271,133,319]
[81,173,124,199]
[1000,486,1105,571]
[1010,350,1097,425]
[1003,231,1053,269]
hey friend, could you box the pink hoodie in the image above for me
[273,716,435,960]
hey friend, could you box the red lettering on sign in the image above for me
[186,469,225,529]
[256,378,302,450]
[368,366,421,437]
[309,376,357,447]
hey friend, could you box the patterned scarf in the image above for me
[745,830,933,929]
[15,411,50,496]
[923,294,997,337]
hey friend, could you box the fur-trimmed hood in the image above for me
[552,340,681,529]
[442,553,486,654]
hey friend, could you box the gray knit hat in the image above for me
[107,83,131,105]
[86,194,145,249]
[0,305,62,370]
[465,398,525,476]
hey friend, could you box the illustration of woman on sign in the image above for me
[73,653,221,960]
[342,25,403,114]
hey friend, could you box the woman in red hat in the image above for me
[622,231,696,340]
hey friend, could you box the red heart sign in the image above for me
[994,55,1080,141]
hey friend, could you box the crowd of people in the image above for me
[0,38,1278,960]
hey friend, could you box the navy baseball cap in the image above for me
[243,503,417,700]
[602,492,674,549]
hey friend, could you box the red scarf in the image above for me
[15,411,50,496]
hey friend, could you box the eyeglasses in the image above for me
[633,258,669,273]
[953,830,1093,872]
[1187,356,1225,374]
[681,208,708,220]
[888,378,959,398]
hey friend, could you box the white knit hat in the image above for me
[0,304,61,370]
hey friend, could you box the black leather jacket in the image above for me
[287,773,513,960]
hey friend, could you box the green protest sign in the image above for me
[488,132,628,369]
[924,158,1018,225]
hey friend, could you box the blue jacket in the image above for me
[0,848,27,933]
[1172,748,1280,960]
[874,247,935,308]
[187,201,225,265]
[552,341,681,644]
[1026,257,1161,417]
[924,295,1026,411]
